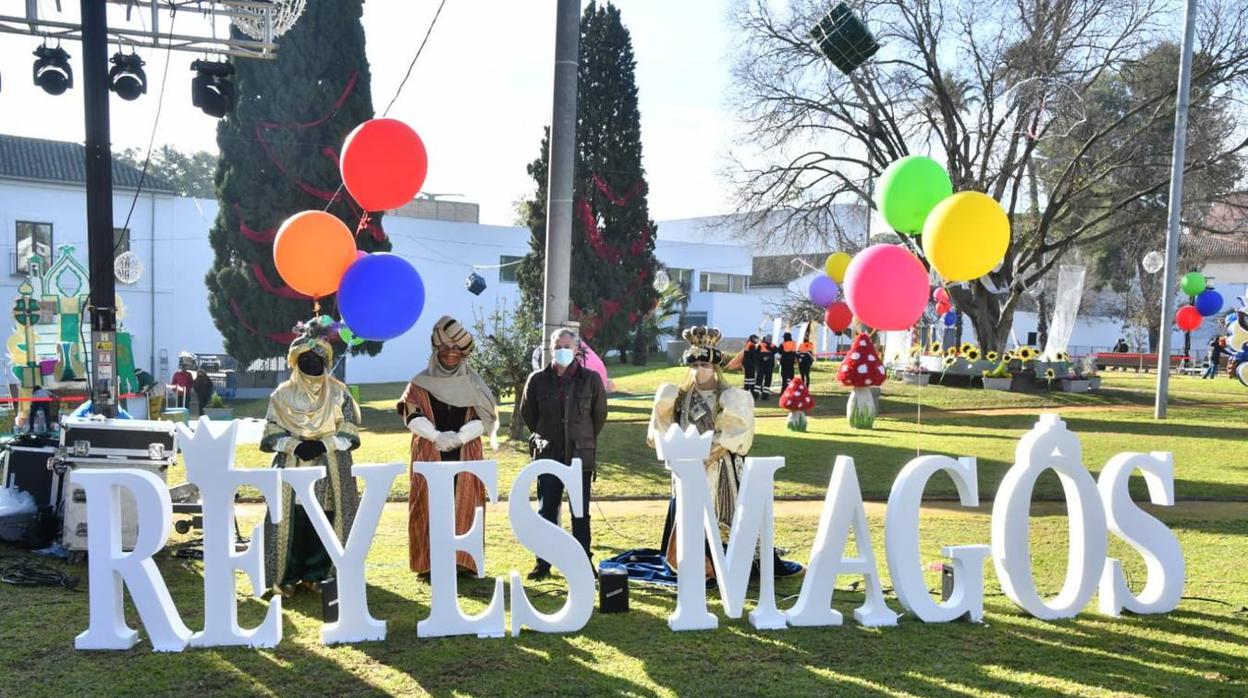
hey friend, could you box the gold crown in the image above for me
[682,326,722,349]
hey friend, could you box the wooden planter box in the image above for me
[1061,379,1091,393]
[900,372,931,386]
[203,407,234,421]
[982,377,1013,391]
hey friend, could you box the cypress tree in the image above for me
[517,1,659,361]
[206,0,390,366]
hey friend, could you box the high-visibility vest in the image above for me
[782,341,796,352]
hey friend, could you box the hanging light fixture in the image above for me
[191,59,236,118]
[32,44,73,95]
[108,51,147,101]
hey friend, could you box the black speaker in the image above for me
[598,567,629,613]
[941,564,956,602]
[322,577,339,622]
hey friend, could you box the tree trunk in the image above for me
[631,326,648,366]
[1037,293,1050,348]
[507,387,525,442]
[953,282,1016,353]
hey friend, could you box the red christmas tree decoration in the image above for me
[779,377,816,431]
[837,332,886,429]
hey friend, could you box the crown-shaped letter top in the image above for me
[656,424,714,463]
[177,417,241,480]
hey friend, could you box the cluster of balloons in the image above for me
[271,119,429,342]
[842,243,929,331]
[816,252,853,332]
[1175,271,1223,332]
[876,155,1010,283]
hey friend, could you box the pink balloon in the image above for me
[580,341,612,392]
[843,244,930,330]
[933,287,950,305]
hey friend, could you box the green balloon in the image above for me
[1179,271,1207,296]
[339,326,365,347]
[875,155,954,235]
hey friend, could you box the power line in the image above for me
[381,0,448,118]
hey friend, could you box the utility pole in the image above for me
[1154,0,1198,419]
[81,0,118,417]
[541,0,579,366]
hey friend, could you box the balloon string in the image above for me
[354,212,372,239]
[915,380,922,458]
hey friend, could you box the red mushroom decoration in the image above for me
[778,376,816,431]
[837,332,887,429]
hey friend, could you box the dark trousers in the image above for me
[743,359,756,393]
[780,361,795,393]
[535,471,593,570]
[756,361,774,395]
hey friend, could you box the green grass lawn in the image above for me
[3,361,1247,695]
[1,502,1244,696]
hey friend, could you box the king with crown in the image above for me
[647,326,804,579]
[260,319,363,596]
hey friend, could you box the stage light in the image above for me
[108,51,147,101]
[33,44,73,95]
[191,59,235,118]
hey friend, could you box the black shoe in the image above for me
[526,564,551,581]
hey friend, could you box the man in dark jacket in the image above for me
[742,335,759,397]
[520,328,609,580]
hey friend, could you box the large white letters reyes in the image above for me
[1097,452,1185,616]
[73,468,192,652]
[180,419,283,648]
[787,456,897,628]
[992,414,1107,620]
[509,458,595,636]
[283,462,404,644]
[412,459,505,638]
[885,455,990,623]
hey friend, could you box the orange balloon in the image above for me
[273,211,357,298]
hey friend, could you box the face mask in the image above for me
[553,348,575,367]
[692,366,715,384]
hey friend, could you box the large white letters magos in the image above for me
[885,456,990,623]
[1097,452,1184,616]
[509,459,595,636]
[283,461,404,644]
[73,468,191,652]
[412,459,505,638]
[992,414,1107,620]
[660,425,720,631]
[787,456,897,627]
[179,419,283,648]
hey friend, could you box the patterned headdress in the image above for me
[681,326,724,366]
[431,315,475,353]
[288,318,335,367]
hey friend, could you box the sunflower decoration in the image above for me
[960,342,975,355]
[929,341,942,354]
[946,346,959,357]
[1044,367,1057,388]
[910,344,922,357]
[1055,351,1070,363]
[1002,351,1014,362]
[965,347,981,361]
[1017,347,1037,362]
[986,351,999,362]
[943,355,957,368]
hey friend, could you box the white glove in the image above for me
[275,437,297,454]
[457,420,484,444]
[332,436,352,451]
[408,416,440,443]
[433,431,462,452]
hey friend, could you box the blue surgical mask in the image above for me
[553,348,575,367]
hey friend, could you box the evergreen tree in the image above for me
[206,0,390,366]
[517,1,659,362]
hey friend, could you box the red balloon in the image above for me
[933,287,950,305]
[1176,305,1203,331]
[340,118,428,211]
[825,301,853,333]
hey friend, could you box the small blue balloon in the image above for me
[1194,289,1223,317]
[338,253,425,341]
[808,275,839,307]
[1227,312,1238,326]
[942,310,957,327]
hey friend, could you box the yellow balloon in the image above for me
[824,252,851,283]
[921,191,1010,282]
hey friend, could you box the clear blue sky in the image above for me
[0,1,745,225]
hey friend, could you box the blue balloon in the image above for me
[1195,289,1224,317]
[808,275,839,307]
[337,253,425,341]
[942,310,957,327]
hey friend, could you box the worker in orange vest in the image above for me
[797,331,816,386]
[756,335,777,400]
[779,332,798,394]
[742,335,759,396]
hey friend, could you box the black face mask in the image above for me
[297,352,325,377]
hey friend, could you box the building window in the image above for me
[498,255,523,283]
[699,271,749,294]
[15,221,53,273]
[680,311,708,330]
[668,267,693,291]
[114,227,131,257]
